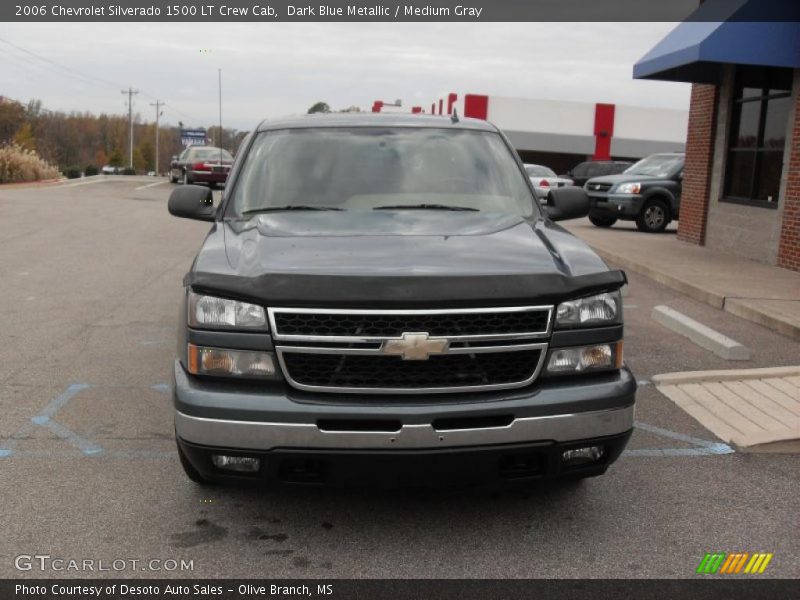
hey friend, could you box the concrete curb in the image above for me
[593,248,727,308]
[652,365,800,385]
[592,246,800,341]
[651,305,751,360]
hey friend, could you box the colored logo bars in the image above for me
[696,552,773,575]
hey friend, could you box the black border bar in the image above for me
[4,0,800,23]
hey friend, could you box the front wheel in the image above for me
[588,212,618,228]
[636,198,670,233]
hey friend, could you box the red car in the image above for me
[170,146,234,188]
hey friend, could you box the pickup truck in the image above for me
[168,113,636,487]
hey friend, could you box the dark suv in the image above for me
[585,153,684,233]
[167,114,636,487]
[566,160,633,188]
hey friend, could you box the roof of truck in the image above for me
[256,112,497,132]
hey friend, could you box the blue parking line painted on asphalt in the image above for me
[151,383,170,393]
[32,416,104,455]
[622,420,735,457]
[634,420,734,452]
[38,383,92,418]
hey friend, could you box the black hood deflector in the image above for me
[185,269,627,308]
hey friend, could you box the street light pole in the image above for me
[121,87,139,169]
[218,68,223,164]
[150,100,164,175]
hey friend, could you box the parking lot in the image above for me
[1,177,798,578]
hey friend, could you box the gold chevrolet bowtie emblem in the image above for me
[381,332,449,360]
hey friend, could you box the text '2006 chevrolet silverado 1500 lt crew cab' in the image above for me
[168,113,636,487]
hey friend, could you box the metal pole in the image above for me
[218,68,223,164]
[150,100,164,175]
[121,87,139,170]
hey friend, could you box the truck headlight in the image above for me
[188,292,267,330]
[187,344,278,379]
[545,342,623,375]
[555,291,621,328]
[615,182,641,194]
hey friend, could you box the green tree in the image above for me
[108,148,124,167]
[307,102,331,114]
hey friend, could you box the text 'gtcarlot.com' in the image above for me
[14,554,194,572]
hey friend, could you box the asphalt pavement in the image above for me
[1,178,798,579]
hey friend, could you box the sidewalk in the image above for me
[563,219,800,340]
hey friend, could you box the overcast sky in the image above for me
[1,22,690,131]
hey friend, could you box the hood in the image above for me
[187,211,624,307]
[585,173,665,186]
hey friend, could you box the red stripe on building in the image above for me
[463,94,489,120]
[438,99,443,115]
[593,103,615,160]
[447,93,458,115]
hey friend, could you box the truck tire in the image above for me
[636,197,670,233]
[588,212,618,228]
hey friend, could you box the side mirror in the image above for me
[168,185,216,221]
[545,186,590,221]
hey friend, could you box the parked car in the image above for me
[101,165,122,175]
[524,164,574,201]
[565,160,633,188]
[167,113,635,487]
[585,153,684,233]
[169,146,234,188]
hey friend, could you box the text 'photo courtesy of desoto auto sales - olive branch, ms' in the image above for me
[0,1,799,599]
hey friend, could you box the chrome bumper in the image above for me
[174,404,634,451]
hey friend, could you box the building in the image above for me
[634,0,800,271]
[372,95,688,176]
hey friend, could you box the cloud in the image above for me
[1,22,690,131]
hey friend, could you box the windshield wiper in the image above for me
[372,204,479,212]
[242,205,345,215]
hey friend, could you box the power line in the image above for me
[0,36,205,127]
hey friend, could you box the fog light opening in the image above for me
[211,454,261,473]
[561,445,604,466]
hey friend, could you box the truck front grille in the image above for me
[281,350,543,391]
[587,182,613,193]
[272,309,549,338]
[269,306,552,394]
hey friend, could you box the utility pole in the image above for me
[218,68,223,164]
[121,87,139,170]
[150,100,164,175]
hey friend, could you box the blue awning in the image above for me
[634,0,800,84]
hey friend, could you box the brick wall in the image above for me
[777,86,800,272]
[677,84,719,245]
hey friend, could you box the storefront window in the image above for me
[723,67,792,207]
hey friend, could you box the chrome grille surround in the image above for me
[268,306,552,394]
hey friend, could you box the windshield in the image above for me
[525,165,556,178]
[192,148,233,161]
[229,127,539,218]
[625,155,683,178]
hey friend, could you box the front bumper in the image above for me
[173,360,635,484]
[588,193,644,218]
